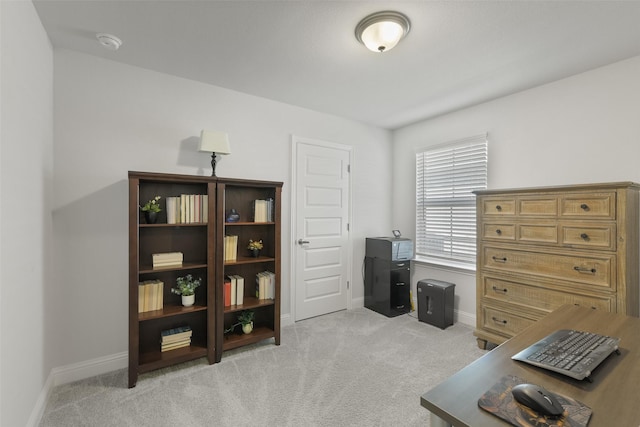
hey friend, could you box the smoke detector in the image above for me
[96,33,122,51]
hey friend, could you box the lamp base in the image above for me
[210,152,218,177]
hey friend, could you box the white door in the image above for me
[293,137,351,321]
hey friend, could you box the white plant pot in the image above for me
[182,294,195,307]
[242,322,253,334]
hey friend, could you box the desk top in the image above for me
[420,305,640,427]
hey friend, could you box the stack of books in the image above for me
[256,271,275,300]
[152,251,183,268]
[224,275,245,307]
[252,198,274,222]
[138,279,163,313]
[165,194,208,224]
[160,326,192,352]
[224,235,238,262]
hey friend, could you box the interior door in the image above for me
[293,138,351,321]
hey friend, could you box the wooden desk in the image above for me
[421,305,640,426]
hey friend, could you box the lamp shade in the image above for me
[355,11,410,53]
[199,130,230,154]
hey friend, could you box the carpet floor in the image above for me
[40,308,487,426]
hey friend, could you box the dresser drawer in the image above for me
[481,223,516,241]
[518,224,558,244]
[482,198,516,215]
[481,275,614,312]
[483,246,614,289]
[560,192,615,219]
[480,306,537,337]
[518,196,557,216]
[561,223,616,250]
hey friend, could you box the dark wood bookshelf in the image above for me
[215,179,282,362]
[129,171,282,387]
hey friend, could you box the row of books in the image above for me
[253,198,274,222]
[223,271,275,306]
[160,326,192,352]
[166,194,208,224]
[224,235,238,262]
[256,271,275,300]
[223,275,245,307]
[138,279,163,313]
[152,251,183,268]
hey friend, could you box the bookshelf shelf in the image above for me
[223,297,275,313]
[224,256,275,266]
[139,262,208,274]
[222,326,275,351]
[129,172,282,386]
[138,344,209,373]
[140,222,207,228]
[138,304,208,322]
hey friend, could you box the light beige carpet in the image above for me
[40,307,487,426]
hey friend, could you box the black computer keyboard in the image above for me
[511,329,620,381]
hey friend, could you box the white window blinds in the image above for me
[416,135,488,265]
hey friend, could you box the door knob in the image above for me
[298,239,310,245]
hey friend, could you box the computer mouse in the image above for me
[511,383,564,417]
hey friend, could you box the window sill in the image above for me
[412,256,476,274]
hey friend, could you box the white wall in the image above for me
[0,2,54,426]
[393,55,640,325]
[51,49,392,369]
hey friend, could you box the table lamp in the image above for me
[199,130,230,176]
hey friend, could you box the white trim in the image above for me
[50,351,128,386]
[290,135,353,322]
[27,351,127,426]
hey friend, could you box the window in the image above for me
[415,135,488,266]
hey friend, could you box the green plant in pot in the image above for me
[237,310,255,334]
[171,274,202,307]
[247,239,263,257]
[140,195,162,224]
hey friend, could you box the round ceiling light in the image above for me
[355,11,410,53]
[96,33,122,51]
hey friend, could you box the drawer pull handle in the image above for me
[396,305,405,309]
[492,256,507,262]
[574,266,596,274]
[492,286,508,293]
[580,203,590,211]
[495,205,502,211]
[495,229,502,235]
[580,233,589,240]
[492,316,507,325]
[396,282,406,286]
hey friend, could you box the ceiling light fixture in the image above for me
[96,33,122,51]
[355,11,410,53]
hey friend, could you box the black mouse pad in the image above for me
[477,375,592,427]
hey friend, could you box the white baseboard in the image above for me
[51,351,128,386]
[455,309,476,327]
[28,351,128,427]
[351,296,365,308]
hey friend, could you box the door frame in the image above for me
[290,135,353,322]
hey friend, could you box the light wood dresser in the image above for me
[473,182,640,349]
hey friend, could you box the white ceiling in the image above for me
[33,1,640,130]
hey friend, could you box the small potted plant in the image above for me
[171,274,202,307]
[237,310,255,334]
[140,195,162,224]
[247,239,263,257]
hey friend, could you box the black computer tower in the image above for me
[417,279,455,329]
[364,237,412,317]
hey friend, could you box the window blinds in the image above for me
[415,135,488,264]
